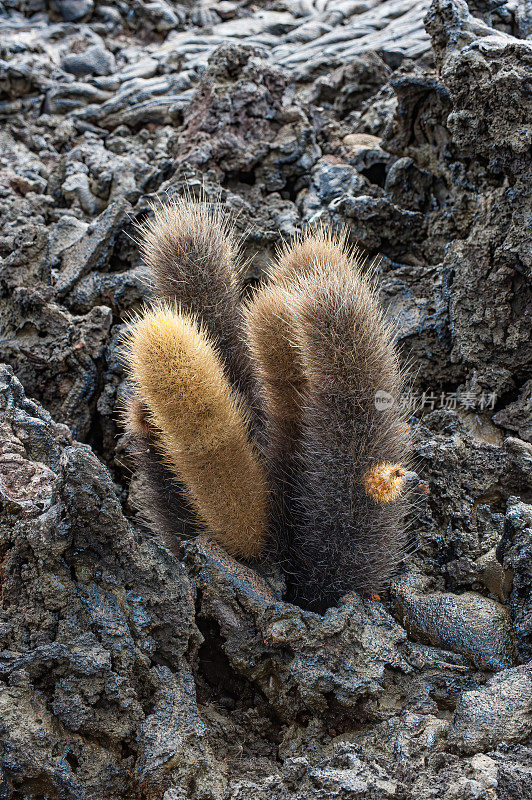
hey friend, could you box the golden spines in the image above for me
[122,304,268,559]
[136,196,257,408]
[362,462,407,503]
[138,198,241,304]
[244,226,410,607]
[244,225,387,448]
[244,283,304,450]
[271,225,355,284]
[242,228,352,453]
[121,392,150,437]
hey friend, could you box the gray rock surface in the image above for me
[0,365,222,797]
[448,663,532,754]
[496,499,532,662]
[392,578,516,670]
[0,0,531,797]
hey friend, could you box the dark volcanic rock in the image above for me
[3,364,531,800]
[423,0,532,398]
[49,0,95,23]
[496,498,532,662]
[61,44,116,78]
[0,365,223,797]
[0,0,531,797]
[172,42,320,193]
[448,663,532,754]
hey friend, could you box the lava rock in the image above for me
[49,0,95,23]
[392,576,516,670]
[448,663,532,753]
[0,365,223,796]
[0,0,531,795]
[61,44,116,77]
[497,499,532,661]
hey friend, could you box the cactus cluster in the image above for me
[122,199,411,611]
